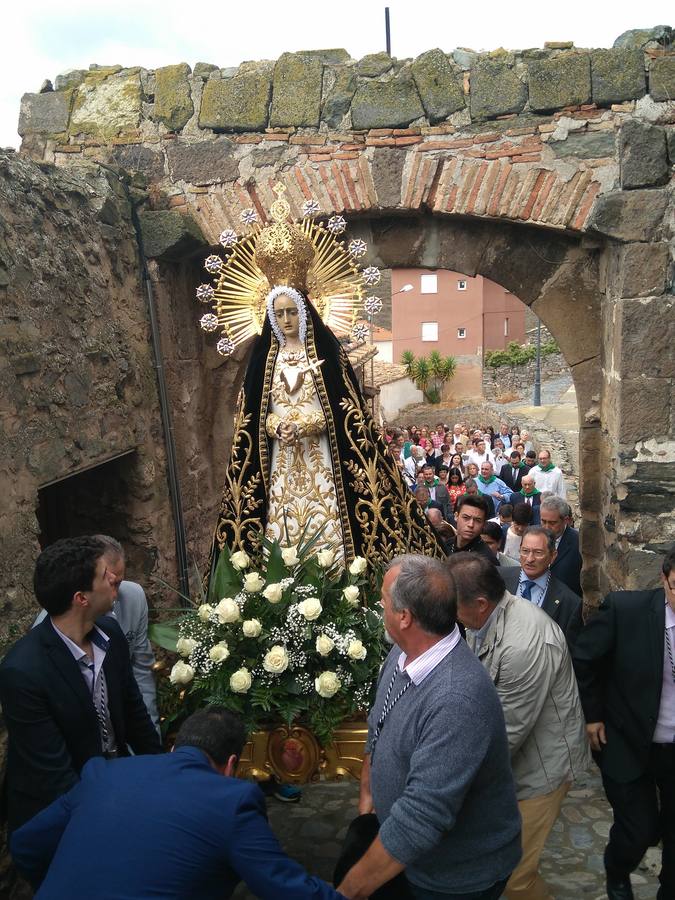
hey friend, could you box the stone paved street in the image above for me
[234,769,660,899]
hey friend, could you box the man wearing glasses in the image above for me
[500,526,583,650]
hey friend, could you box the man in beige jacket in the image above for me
[449,553,590,900]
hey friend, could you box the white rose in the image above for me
[263,582,284,604]
[243,572,265,593]
[230,667,252,693]
[298,597,322,621]
[230,550,250,570]
[263,645,289,674]
[176,637,198,657]
[215,597,240,624]
[316,548,335,568]
[242,618,262,638]
[343,585,360,606]
[281,546,300,566]
[209,641,230,664]
[315,670,341,698]
[316,633,335,656]
[349,556,368,576]
[169,660,194,685]
[197,604,213,622]
[347,639,367,661]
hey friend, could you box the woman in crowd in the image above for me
[449,452,464,475]
[447,467,467,511]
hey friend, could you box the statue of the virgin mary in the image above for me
[197,184,442,571]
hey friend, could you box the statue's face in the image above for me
[273,294,300,339]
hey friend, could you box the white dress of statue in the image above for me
[263,288,345,560]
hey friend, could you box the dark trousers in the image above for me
[408,878,508,900]
[603,744,675,898]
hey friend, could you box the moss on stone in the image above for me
[321,66,357,129]
[470,59,527,120]
[154,63,193,131]
[199,65,271,132]
[357,53,393,77]
[528,52,591,113]
[270,53,323,128]
[411,49,464,123]
[138,210,206,260]
[351,72,425,130]
[649,57,675,103]
[70,71,142,140]
[591,49,646,106]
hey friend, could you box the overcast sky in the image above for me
[1,0,672,148]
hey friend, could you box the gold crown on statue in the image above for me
[195,182,381,357]
[253,185,316,292]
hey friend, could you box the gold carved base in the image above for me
[236,720,367,784]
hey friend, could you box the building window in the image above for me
[504,317,509,336]
[457,279,467,291]
[420,274,438,294]
[457,327,466,339]
[421,322,438,342]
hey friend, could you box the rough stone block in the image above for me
[371,147,405,208]
[250,146,286,168]
[153,63,193,132]
[70,70,142,140]
[166,138,238,185]
[270,53,323,128]
[618,376,671,442]
[54,69,87,92]
[619,119,669,189]
[667,128,675,165]
[617,295,675,378]
[351,73,425,130]
[299,49,351,65]
[649,56,675,102]
[614,26,673,50]
[470,59,526,119]
[18,92,70,137]
[591,49,646,105]
[357,53,393,77]
[528,53,591,113]
[411,49,465,123]
[550,130,615,159]
[588,189,668,242]
[111,145,165,182]
[610,243,671,299]
[138,210,206,259]
[321,67,357,129]
[193,63,219,79]
[199,66,271,132]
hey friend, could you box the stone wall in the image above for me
[482,351,569,400]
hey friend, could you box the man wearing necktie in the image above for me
[573,546,675,900]
[500,527,583,650]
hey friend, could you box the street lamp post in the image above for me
[533,318,542,407]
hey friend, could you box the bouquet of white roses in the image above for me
[156,537,386,744]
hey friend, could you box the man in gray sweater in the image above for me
[337,555,521,900]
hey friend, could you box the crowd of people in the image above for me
[1,431,673,899]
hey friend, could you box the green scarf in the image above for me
[511,461,525,469]
[538,462,554,472]
[520,487,541,496]
[479,474,496,485]
[424,476,439,488]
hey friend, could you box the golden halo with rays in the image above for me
[198,187,368,356]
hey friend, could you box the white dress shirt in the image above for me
[654,600,675,744]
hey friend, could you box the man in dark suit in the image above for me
[573,547,675,900]
[500,527,583,649]
[0,536,161,834]
[417,464,452,522]
[540,496,582,597]
[500,451,526,494]
[10,707,341,899]
[509,474,542,525]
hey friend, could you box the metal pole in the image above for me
[385,7,391,56]
[533,318,542,407]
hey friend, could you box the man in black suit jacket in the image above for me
[573,547,675,900]
[540,496,582,597]
[499,451,526,493]
[508,473,542,525]
[0,536,161,833]
[500,527,583,649]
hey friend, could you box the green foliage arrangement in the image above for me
[484,339,560,369]
[149,536,386,745]
[400,350,456,402]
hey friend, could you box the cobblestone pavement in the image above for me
[234,769,661,899]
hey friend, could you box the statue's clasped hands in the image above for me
[277,421,299,445]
